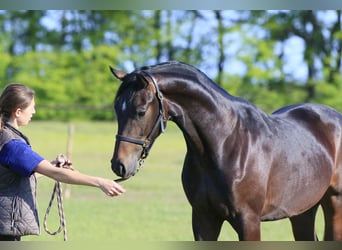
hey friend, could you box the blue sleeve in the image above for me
[0,140,44,177]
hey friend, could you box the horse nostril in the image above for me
[118,163,126,177]
[112,159,126,177]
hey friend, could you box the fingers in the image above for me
[103,180,126,197]
[54,154,73,169]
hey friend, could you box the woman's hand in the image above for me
[97,178,126,196]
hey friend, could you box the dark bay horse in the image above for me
[110,61,342,240]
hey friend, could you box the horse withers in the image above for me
[110,61,342,240]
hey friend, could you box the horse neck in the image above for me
[159,76,238,156]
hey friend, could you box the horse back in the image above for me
[273,103,342,160]
[273,103,342,199]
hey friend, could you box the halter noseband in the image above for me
[115,71,167,161]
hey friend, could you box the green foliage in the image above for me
[314,78,342,112]
[0,46,11,84]
[0,10,342,120]
[4,46,122,120]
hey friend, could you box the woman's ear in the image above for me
[13,108,21,118]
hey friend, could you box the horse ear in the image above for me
[109,66,127,80]
[136,74,149,89]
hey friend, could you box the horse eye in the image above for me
[136,110,146,117]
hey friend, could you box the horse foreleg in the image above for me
[229,212,261,240]
[192,209,223,240]
[289,205,319,240]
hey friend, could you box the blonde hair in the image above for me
[0,83,35,127]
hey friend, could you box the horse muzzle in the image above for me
[111,158,139,180]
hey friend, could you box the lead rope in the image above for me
[43,181,67,241]
[43,154,73,241]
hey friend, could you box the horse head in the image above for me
[110,66,167,180]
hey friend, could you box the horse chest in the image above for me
[181,162,237,218]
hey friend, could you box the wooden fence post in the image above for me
[64,123,74,199]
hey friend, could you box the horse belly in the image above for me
[261,153,333,221]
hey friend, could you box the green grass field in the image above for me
[21,121,325,241]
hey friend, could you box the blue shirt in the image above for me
[0,140,44,177]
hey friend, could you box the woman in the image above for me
[0,83,126,241]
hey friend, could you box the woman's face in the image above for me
[16,98,36,127]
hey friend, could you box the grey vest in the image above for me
[0,125,40,236]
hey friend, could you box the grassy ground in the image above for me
[21,121,324,241]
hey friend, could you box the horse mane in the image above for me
[116,61,255,112]
[141,61,254,106]
[141,61,230,97]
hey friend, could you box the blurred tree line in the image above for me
[0,10,341,120]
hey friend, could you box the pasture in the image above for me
[22,121,324,241]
